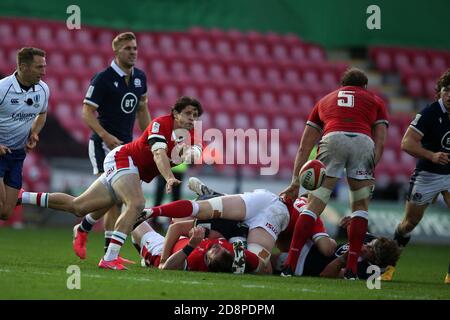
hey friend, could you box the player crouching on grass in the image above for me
[18,96,203,270]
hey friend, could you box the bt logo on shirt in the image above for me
[121,92,138,114]
[442,131,450,151]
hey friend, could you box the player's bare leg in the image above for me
[247,227,276,274]
[21,177,115,217]
[0,181,20,220]
[196,195,246,220]
[139,195,246,223]
[396,202,427,244]
[99,173,144,270]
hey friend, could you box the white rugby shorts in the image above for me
[239,189,290,240]
[317,131,375,180]
[408,170,450,205]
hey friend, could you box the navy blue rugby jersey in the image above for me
[83,60,147,143]
[409,99,450,174]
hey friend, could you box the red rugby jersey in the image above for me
[307,86,388,137]
[121,114,201,182]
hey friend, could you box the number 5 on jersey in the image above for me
[337,90,355,107]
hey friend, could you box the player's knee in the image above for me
[349,185,374,206]
[127,200,145,216]
[72,199,88,217]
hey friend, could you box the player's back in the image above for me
[314,86,387,137]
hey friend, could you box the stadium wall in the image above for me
[0,0,449,49]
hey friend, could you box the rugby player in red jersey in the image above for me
[19,96,203,270]
[280,68,389,279]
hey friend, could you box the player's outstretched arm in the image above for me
[153,148,181,194]
[160,220,195,264]
[280,125,321,199]
[161,226,205,270]
[320,252,347,278]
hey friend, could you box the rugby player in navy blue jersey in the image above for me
[0,48,48,220]
[389,69,450,283]
[73,32,151,262]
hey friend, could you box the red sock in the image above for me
[285,210,317,270]
[152,200,193,218]
[346,214,368,274]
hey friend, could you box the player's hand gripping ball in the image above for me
[299,159,326,190]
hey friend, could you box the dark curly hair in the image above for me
[341,67,368,87]
[435,68,450,100]
[372,237,401,268]
[171,96,203,117]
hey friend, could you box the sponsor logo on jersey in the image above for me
[120,92,138,114]
[151,122,160,133]
[441,131,450,151]
[11,112,36,122]
[411,114,421,126]
[113,81,118,88]
[412,192,422,202]
[33,94,40,107]
[86,85,94,98]
[134,78,142,87]
[10,98,19,104]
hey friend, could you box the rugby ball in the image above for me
[299,159,326,190]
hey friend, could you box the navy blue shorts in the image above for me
[0,149,26,189]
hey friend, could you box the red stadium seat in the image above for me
[233,111,251,129]
[405,76,424,98]
[290,45,306,61]
[374,49,393,72]
[272,43,290,61]
[252,114,270,129]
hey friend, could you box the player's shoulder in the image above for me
[37,79,50,93]
[133,67,147,79]
[91,67,113,82]
[152,114,173,125]
[421,100,442,115]
[0,73,14,89]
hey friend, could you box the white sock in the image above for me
[104,231,127,261]
[22,192,49,207]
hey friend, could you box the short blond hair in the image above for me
[112,32,136,52]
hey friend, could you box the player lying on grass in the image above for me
[18,97,203,270]
[131,219,265,273]
[135,177,343,274]
[182,178,400,280]
[273,216,401,279]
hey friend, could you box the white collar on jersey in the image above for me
[10,72,41,93]
[438,98,448,114]
[111,60,134,78]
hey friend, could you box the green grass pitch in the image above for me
[0,228,448,300]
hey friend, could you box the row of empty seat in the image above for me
[370,46,450,99]
[0,17,418,182]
